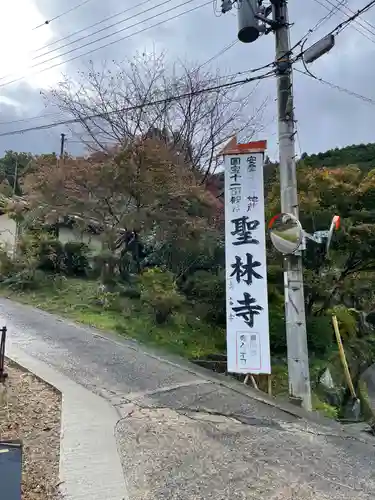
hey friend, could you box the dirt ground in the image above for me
[0,359,62,500]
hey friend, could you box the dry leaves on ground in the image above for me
[0,359,62,500]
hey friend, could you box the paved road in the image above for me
[1,298,375,499]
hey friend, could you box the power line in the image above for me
[323,0,375,36]
[0,0,211,89]
[295,67,375,105]
[0,112,62,126]
[329,0,375,35]
[325,0,375,31]
[3,0,196,83]
[309,0,348,32]
[2,0,372,129]
[0,70,275,137]
[310,0,375,42]
[32,0,95,30]
[197,40,238,69]
[33,0,152,54]
[0,47,262,129]
[33,0,179,62]
[294,0,375,63]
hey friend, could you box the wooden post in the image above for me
[332,315,357,399]
[267,375,272,396]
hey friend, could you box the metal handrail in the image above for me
[0,326,8,383]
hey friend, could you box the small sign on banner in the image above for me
[222,138,270,374]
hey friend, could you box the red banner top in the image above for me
[220,136,267,155]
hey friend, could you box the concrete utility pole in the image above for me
[60,133,66,160]
[272,0,311,411]
[221,0,312,410]
[13,157,18,195]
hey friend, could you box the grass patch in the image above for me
[0,277,225,360]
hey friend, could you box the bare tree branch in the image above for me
[43,51,266,177]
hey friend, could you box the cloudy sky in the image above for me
[0,0,374,159]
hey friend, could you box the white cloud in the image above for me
[0,0,62,89]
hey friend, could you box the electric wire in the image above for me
[310,0,375,42]
[33,0,180,62]
[0,47,265,129]
[197,40,238,69]
[32,0,95,30]
[295,67,375,105]
[2,0,373,130]
[9,0,369,91]
[309,0,348,32]
[326,0,375,36]
[0,70,276,137]
[293,0,375,63]
[323,0,375,31]
[0,0,212,89]
[0,112,62,127]
[33,0,153,54]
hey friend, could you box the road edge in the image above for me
[6,340,127,500]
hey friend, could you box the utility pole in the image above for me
[60,133,66,161]
[272,0,311,410]
[13,157,18,195]
[220,0,312,410]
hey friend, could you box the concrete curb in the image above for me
[6,340,127,500]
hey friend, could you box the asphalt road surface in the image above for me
[1,298,375,499]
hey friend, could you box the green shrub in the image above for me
[0,248,18,279]
[92,250,120,285]
[117,283,141,299]
[307,314,334,355]
[2,268,48,291]
[269,304,287,354]
[328,305,357,339]
[311,392,339,419]
[63,242,90,276]
[37,239,64,272]
[140,267,183,323]
[180,270,225,325]
[93,285,122,311]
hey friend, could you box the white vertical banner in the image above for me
[223,139,270,374]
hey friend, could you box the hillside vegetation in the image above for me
[301,142,375,170]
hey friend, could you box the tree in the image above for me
[267,164,375,316]
[0,151,34,196]
[43,51,267,178]
[25,138,219,263]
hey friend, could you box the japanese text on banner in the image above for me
[225,152,270,374]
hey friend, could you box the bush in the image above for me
[2,268,49,291]
[329,305,357,339]
[269,304,287,354]
[92,250,120,285]
[37,239,64,272]
[307,314,334,355]
[63,242,90,276]
[180,270,225,325]
[0,248,18,280]
[93,285,122,311]
[117,283,141,299]
[140,267,183,323]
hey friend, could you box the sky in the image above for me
[0,0,374,160]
